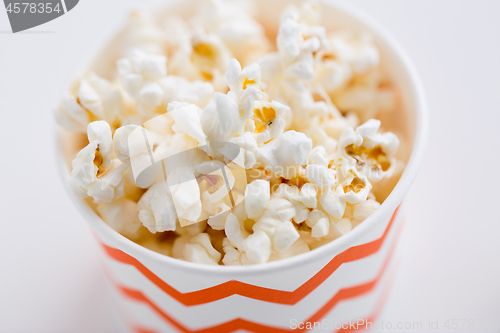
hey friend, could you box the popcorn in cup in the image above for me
[56,0,428,331]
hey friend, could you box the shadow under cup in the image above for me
[57,0,428,331]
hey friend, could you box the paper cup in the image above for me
[57,0,428,331]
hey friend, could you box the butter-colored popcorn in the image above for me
[340,119,400,183]
[70,121,128,204]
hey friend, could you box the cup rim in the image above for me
[56,0,428,275]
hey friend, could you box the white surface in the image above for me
[0,0,499,332]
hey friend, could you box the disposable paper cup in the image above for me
[57,0,428,331]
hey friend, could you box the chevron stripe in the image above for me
[114,220,401,333]
[99,205,400,307]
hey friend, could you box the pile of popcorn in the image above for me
[56,0,405,265]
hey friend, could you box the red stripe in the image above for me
[118,226,400,333]
[99,205,400,307]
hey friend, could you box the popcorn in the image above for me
[184,233,221,265]
[70,121,128,204]
[228,132,259,169]
[257,3,329,128]
[305,209,330,239]
[166,102,207,145]
[353,198,380,222]
[245,179,271,221]
[161,76,214,109]
[258,130,312,179]
[200,92,245,143]
[113,125,139,161]
[167,167,202,225]
[61,0,405,266]
[272,221,300,252]
[191,0,271,65]
[117,50,167,116]
[340,119,400,182]
[138,182,177,233]
[55,73,125,132]
[244,230,272,264]
[54,95,90,132]
[250,195,301,255]
[97,198,143,240]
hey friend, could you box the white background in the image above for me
[1,0,499,332]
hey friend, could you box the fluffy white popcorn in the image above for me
[97,198,143,240]
[305,163,336,190]
[306,209,330,238]
[138,182,177,233]
[113,125,139,161]
[228,132,260,169]
[244,179,270,221]
[55,73,125,132]
[184,233,221,265]
[243,230,272,264]
[167,102,207,145]
[318,188,346,220]
[222,237,251,265]
[250,195,301,254]
[70,121,128,204]
[200,92,245,143]
[308,146,330,167]
[269,237,310,261]
[54,95,90,132]
[272,220,300,252]
[259,131,312,179]
[224,213,249,249]
[274,183,316,223]
[117,50,167,116]
[161,76,214,109]
[167,167,202,225]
